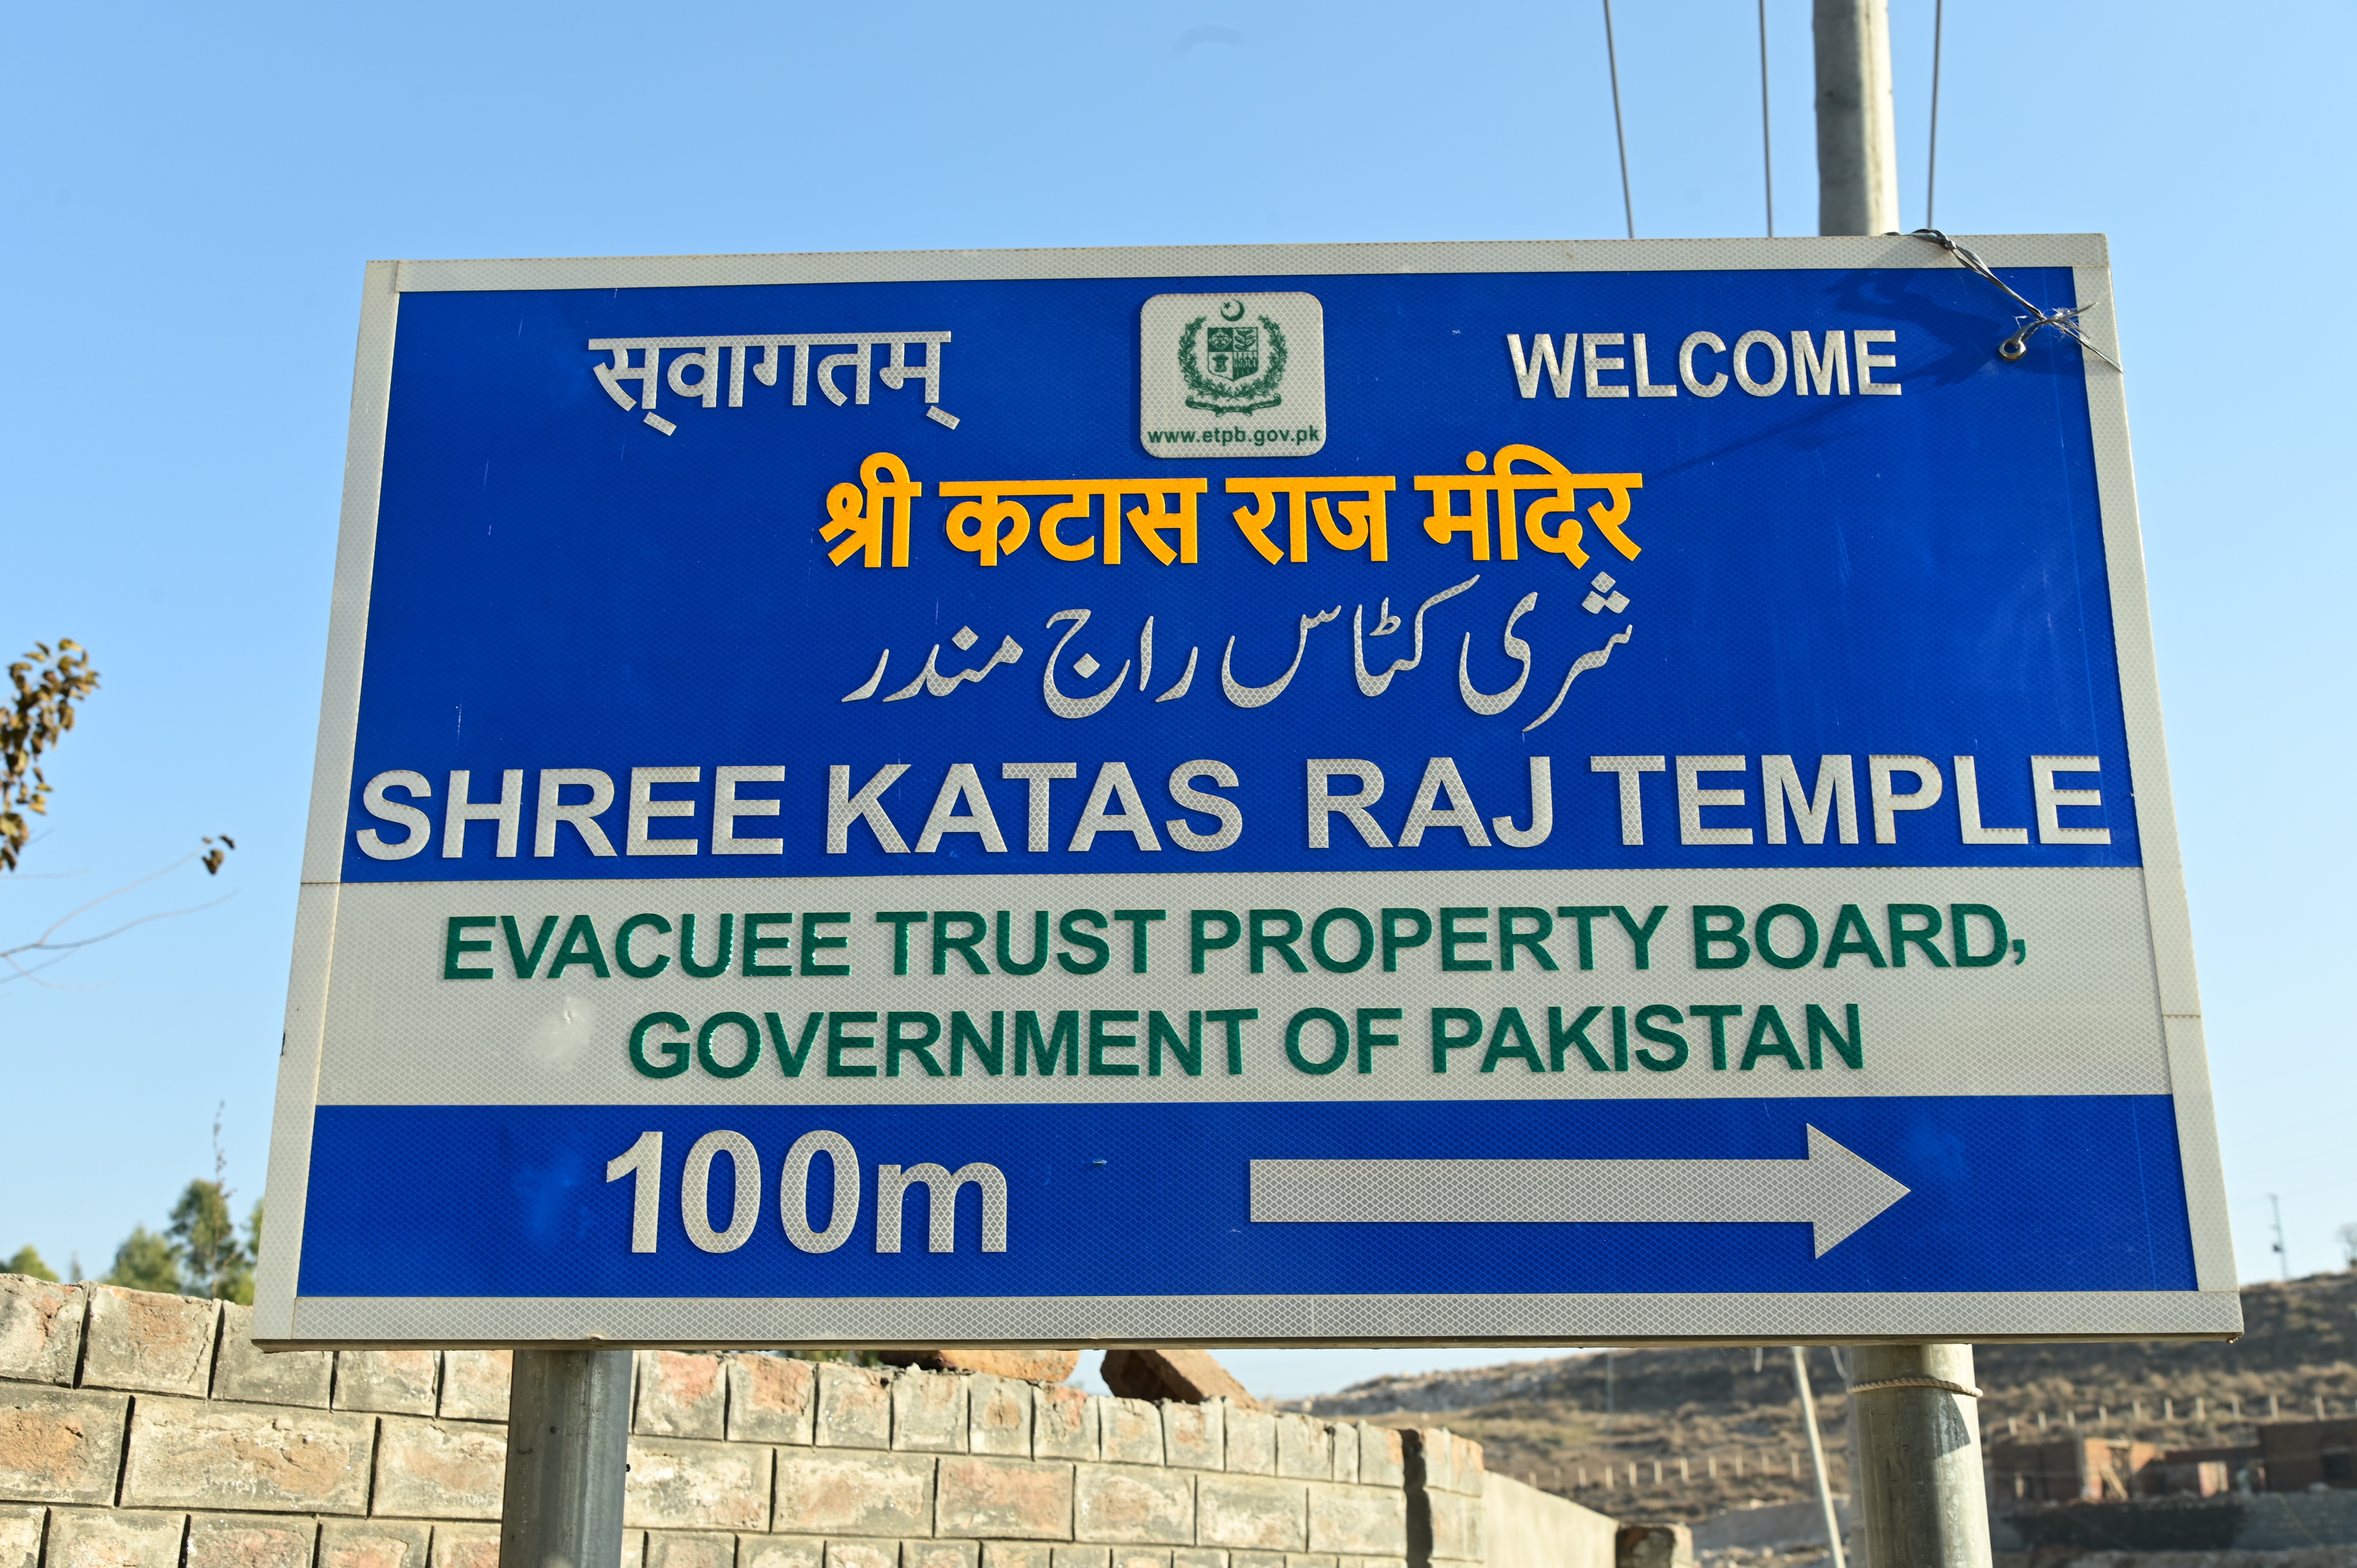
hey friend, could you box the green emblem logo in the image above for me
[1179,300,1288,415]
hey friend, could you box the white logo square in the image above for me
[1140,291,1327,458]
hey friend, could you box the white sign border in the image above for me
[255,234,2236,1346]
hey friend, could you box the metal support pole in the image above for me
[502,1347,633,1568]
[1791,1348,1846,1568]
[1812,0,1901,234]
[1852,1344,1994,1568]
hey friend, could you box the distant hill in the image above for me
[1277,1271,2357,1523]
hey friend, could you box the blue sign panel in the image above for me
[257,237,2235,1347]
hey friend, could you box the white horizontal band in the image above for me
[389,235,2110,295]
[262,1287,2241,1350]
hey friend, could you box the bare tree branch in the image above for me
[2,848,237,989]
[3,640,239,987]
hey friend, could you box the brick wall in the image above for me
[2257,1416,2357,1492]
[0,1275,1614,1568]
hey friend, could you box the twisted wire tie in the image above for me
[1909,228,2124,372]
[1849,1376,1984,1399]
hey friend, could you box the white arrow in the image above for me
[1249,1125,1909,1257]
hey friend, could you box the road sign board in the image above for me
[255,235,2237,1347]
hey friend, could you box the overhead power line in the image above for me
[1759,0,1777,236]
[1601,0,1635,238]
[1926,0,1946,227]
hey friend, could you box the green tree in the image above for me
[105,1227,179,1293]
[2,639,99,874]
[168,1179,254,1304]
[5,1246,58,1282]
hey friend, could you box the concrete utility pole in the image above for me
[1813,0,1902,234]
[1851,1344,1995,1568]
[1790,1347,1847,1568]
[1814,34,1989,1564]
[501,1348,633,1568]
[1813,7,1994,1543]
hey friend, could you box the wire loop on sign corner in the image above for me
[1910,228,2123,372]
[1848,1375,1983,1399]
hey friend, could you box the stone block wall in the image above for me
[0,1275,1615,1568]
[1481,1474,1617,1568]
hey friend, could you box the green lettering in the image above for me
[1380,908,1433,971]
[1806,1003,1864,1068]
[1111,909,1166,973]
[1191,909,1242,973]
[996,911,1049,975]
[443,916,495,980]
[615,913,673,978]
[949,1011,1003,1075]
[1612,904,1668,969]
[1203,1008,1258,1073]
[1498,908,1558,972]
[1692,906,1750,970]
[1148,1011,1199,1076]
[678,913,733,978]
[826,1011,878,1076]
[1249,909,1307,973]
[1088,1010,1141,1075]
[763,1011,821,1076]
[1439,907,1492,971]
[801,912,851,976]
[1888,904,1951,968]
[1951,905,2008,968]
[1689,1004,1743,1070]
[1058,910,1110,975]
[1556,906,1612,969]
[1822,904,1888,968]
[547,914,611,979]
[1310,908,1375,973]
[1548,1006,1610,1072]
[1633,1005,1688,1071]
[697,1012,762,1078]
[1285,1008,1350,1075]
[1014,1010,1079,1074]
[742,913,793,976]
[1480,1007,1545,1073]
[1740,1005,1804,1070]
[875,910,926,976]
[885,1011,945,1076]
[1356,1007,1404,1073]
[1754,904,1819,970]
[501,915,558,978]
[628,1011,691,1077]
[1431,1007,1482,1072]
[932,911,988,975]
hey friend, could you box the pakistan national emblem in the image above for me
[1141,290,1325,456]
[1180,301,1288,415]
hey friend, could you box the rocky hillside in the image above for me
[1278,1271,2357,1524]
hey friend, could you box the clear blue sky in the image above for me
[4,0,2348,1399]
